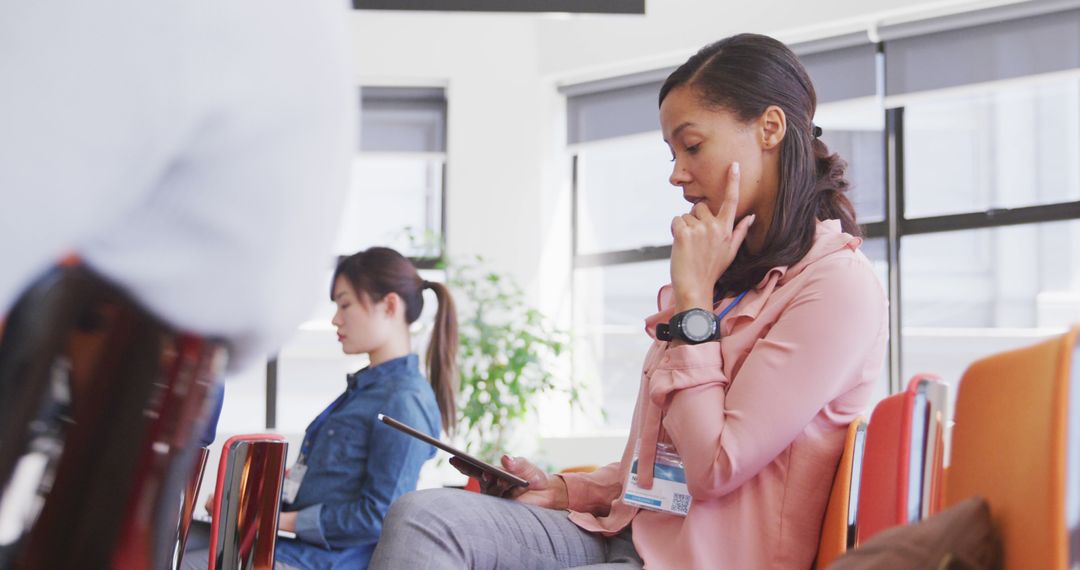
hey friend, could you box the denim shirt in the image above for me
[276,354,440,570]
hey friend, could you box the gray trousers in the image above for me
[369,488,643,570]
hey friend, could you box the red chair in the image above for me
[855,374,948,544]
[207,434,288,570]
[0,263,224,569]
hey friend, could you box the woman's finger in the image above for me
[502,456,545,487]
[671,215,687,238]
[690,201,712,220]
[731,213,757,249]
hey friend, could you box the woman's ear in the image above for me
[382,292,404,320]
[760,105,787,150]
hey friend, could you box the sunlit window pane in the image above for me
[816,97,886,223]
[575,135,685,255]
[573,260,669,431]
[901,220,1080,389]
[336,155,444,257]
[904,79,1080,218]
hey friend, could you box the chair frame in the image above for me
[207,434,287,570]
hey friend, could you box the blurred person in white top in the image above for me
[0,0,356,371]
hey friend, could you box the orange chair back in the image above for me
[208,434,288,570]
[943,326,1079,570]
[855,375,946,544]
[815,418,866,569]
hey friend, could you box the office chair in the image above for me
[855,375,948,544]
[943,326,1079,569]
[207,435,288,570]
[0,264,224,569]
[815,418,867,568]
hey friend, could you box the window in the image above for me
[900,220,1080,388]
[337,86,447,259]
[903,79,1080,218]
[337,155,445,258]
[573,259,668,431]
[815,97,886,224]
[884,0,1080,391]
[574,134,684,256]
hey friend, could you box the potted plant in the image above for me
[447,257,579,465]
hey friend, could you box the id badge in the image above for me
[281,462,308,504]
[622,441,693,516]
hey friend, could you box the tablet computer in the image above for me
[377,413,529,489]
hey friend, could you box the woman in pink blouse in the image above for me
[370,33,887,570]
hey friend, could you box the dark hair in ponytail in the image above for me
[813,138,854,224]
[332,247,458,434]
[659,33,859,296]
[422,279,458,434]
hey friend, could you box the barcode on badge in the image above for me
[671,492,691,514]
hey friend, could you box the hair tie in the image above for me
[811,124,823,139]
[421,280,432,290]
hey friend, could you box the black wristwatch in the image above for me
[656,308,721,344]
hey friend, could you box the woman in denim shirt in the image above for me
[271,247,459,569]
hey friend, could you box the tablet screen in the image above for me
[377,414,529,488]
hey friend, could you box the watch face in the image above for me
[683,310,714,341]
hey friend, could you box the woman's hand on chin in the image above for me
[670,161,755,312]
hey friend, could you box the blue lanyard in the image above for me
[299,390,351,462]
[716,290,749,321]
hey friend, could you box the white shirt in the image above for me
[0,0,356,370]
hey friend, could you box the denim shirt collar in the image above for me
[348,353,420,391]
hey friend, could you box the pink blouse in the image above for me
[560,219,888,569]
